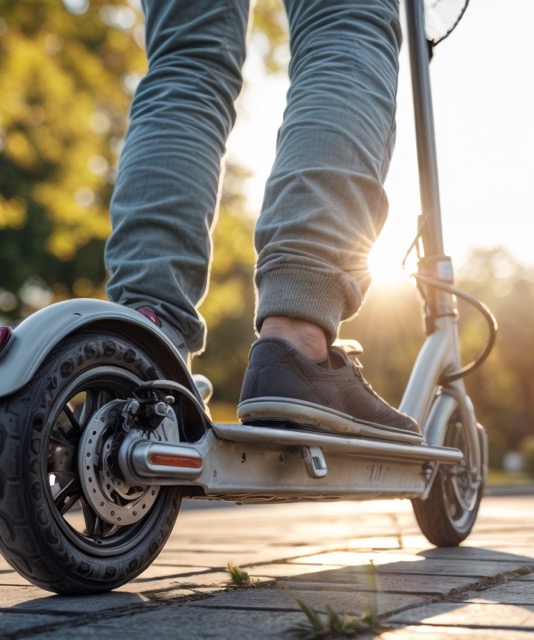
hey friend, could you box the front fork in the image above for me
[400,257,484,502]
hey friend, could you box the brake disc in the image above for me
[77,399,165,526]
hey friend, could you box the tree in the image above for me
[457,248,534,456]
[0,0,147,318]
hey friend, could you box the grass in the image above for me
[292,597,390,639]
[225,562,258,588]
[225,561,389,637]
[291,562,391,639]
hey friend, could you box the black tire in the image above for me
[412,410,486,547]
[0,331,182,594]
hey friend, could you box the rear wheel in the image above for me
[412,408,487,547]
[0,331,182,594]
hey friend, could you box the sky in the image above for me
[227,0,534,282]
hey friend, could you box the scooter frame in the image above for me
[0,0,492,575]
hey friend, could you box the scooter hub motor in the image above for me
[78,400,160,526]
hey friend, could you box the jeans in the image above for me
[105,0,401,354]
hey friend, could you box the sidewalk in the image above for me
[1,494,533,639]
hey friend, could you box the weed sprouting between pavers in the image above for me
[226,560,390,638]
[225,561,259,587]
[291,561,391,639]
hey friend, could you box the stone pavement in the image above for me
[1,494,533,639]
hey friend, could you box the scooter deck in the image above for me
[121,422,463,504]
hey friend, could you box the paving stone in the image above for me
[14,607,306,640]
[1,591,148,613]
[0,570,36,588]
[128,563,212,579]
[277,562,512,591]
[286,550,427,567]
[380,625,534,639]
[0,495,533,639]
[115,577,200,594]
[277,572,482,597]
[140,586,222,601]
[417,546,534,564]
[188,585,423,616]
[123,571,231,592]
[389,602,534,628]
[0,612,74,635]
[468,580,534,605]
[0,586,50,607]
[245,562,344,579]
[289,553,530,578]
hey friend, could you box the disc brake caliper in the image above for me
[77,390,179,527]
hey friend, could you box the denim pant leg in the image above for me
[254,0,401,344]
[105,0,250,354]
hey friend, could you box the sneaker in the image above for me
[238,338,419,440]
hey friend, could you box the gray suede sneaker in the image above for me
[238,338,420,441]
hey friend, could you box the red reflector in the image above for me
[0,326,12,351]
[148,453,202,469]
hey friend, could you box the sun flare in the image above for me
[368,242,412,287]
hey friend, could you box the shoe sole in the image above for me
[237,397,423,445]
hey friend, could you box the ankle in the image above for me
[259,316,328,361]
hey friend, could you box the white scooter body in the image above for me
[0,297,470,506]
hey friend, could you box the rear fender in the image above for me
[0,298,196,400]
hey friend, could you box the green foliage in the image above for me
[293,600,388,640]
[0,0,145,317]
[291,563,390,639]
[225,562,258,588]
[251,0,288,73]
[456,248,534,454]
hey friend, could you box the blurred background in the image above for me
[1,0,533,481]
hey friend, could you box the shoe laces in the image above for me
[333,339,380,393]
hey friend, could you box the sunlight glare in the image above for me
[368,241,411,287]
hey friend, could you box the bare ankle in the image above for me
[259,316,328,361]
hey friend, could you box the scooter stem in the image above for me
[405,0,445,260]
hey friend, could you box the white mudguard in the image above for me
[0,298,194,399]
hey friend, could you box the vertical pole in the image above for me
[405,0,444,258]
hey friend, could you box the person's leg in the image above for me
[105,0,250,356]
[239,0,417,435]
[255,0,401,346]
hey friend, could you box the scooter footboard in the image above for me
[119,423,463,503]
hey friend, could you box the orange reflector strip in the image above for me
[148,453,202,469]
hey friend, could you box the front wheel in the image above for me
[412,408,487,547]
[0,331,182,594]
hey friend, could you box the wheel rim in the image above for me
[441,416,480,528]
[42,365,169,556]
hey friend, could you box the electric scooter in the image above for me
[0,0,495,595]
